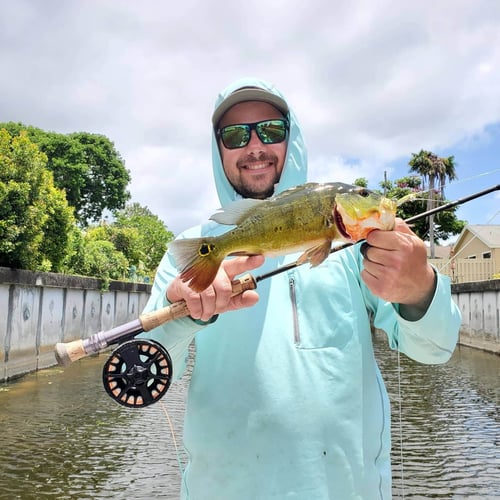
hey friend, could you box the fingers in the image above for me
[167,255,265,321]
[360,218,435,304]
[365,218,415,252]
[393,218,416,236]
[223,255,265,278]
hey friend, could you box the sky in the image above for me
[1,0,499,239]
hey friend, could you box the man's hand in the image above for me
[167,255,265,322]
[361,219,436,320]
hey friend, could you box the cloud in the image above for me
[1,0,499,234]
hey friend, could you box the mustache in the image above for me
[237,152,278,168]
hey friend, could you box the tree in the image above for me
[65,203,173,284]
[70,238,130,287]
[0,129,75,271]
[409,150,458,257]
[114,203,174,274]
[381,176,465,242]
[353,177,368,187]
[0,122,131,225]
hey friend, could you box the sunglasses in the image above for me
[217,119,289,149]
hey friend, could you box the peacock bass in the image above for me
[169,182,397,292]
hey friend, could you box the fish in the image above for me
[168,182,397,292]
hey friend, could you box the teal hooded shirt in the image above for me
[141,78,461,500]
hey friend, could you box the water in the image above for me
[0,337,498,499]
[0,353,189,500]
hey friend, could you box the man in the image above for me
[142,77,461,499]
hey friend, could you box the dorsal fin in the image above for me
[209,198,264,225]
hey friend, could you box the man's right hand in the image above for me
[166,255,264,322]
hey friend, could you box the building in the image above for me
[450,225,500,282]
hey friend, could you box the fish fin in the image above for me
[296,241,332,267]
[210,199,263,225]
[168,237,223,292]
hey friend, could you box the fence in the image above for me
[429,258,497,284]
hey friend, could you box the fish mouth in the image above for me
[333,204,351,240]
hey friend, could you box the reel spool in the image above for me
[102,339,172,408]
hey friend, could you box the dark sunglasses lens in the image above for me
[221,125,250,149]
[256,120,288,144]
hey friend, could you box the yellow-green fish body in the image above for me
[169,182,397,292]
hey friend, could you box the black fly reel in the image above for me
[102,339,173,408]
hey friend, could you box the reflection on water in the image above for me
[0,354,188,499]
[375,336,499,499]
[0,338,498,499]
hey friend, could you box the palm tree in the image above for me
[409,150,458,258]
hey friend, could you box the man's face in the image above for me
[217,101,288,199]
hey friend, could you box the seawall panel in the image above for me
[0,267,152,382]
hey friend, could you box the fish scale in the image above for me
[169,182,397,292]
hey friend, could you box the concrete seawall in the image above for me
[452,279,500,355]
[0,267,151,382]
[1,269,498,382]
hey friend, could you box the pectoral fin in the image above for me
[296,241,332,267]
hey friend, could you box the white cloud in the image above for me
[1,0,500,233]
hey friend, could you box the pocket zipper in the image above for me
[288,274,300,345]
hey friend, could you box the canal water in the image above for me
[0,336,498,499]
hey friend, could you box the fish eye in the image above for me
[358,189,369,197]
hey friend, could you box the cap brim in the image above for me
[212,88,289,126]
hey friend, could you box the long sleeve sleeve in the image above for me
[139,250,204,380]
[372,272,461,364]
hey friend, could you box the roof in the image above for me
[453,225,500,251]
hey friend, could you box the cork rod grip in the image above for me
[55,339,87,366]
[139,272,257,331]
[54,273,257,366]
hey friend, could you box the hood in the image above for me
[211,77,308,207]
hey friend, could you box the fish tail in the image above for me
[168,237,224,292]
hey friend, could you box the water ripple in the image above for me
[0,339,498,499]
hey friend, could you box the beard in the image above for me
[232,152,281,199]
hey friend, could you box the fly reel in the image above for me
[102,339,172,408]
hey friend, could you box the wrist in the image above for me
[399,266,437,321]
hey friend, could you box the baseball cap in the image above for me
[212,87,289,127]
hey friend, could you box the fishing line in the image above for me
[410,168,500,192]
[391,168,500,206]
[396,347,405,500]
[159,400,185,478]
[445,168,500,186]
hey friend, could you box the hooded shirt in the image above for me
[141,78,461,500]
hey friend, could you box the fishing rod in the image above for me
[54,183,499,408]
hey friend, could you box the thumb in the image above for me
[394,217,417,236]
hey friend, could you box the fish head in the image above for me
[334,187,397,242]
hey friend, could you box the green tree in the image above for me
[73,238,130,288]
[0,129,75,271]
[86,223,144,270]
[66,203,173,283]
[353,177,368,187]
[0,122,131,225]
[382,176,465,242]
[114,203,174,274]
[409,150,458,257]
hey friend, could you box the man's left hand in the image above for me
[360,218,436,319]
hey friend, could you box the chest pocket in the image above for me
[287,266,363,350]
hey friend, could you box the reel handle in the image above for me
[54,273,257,366]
